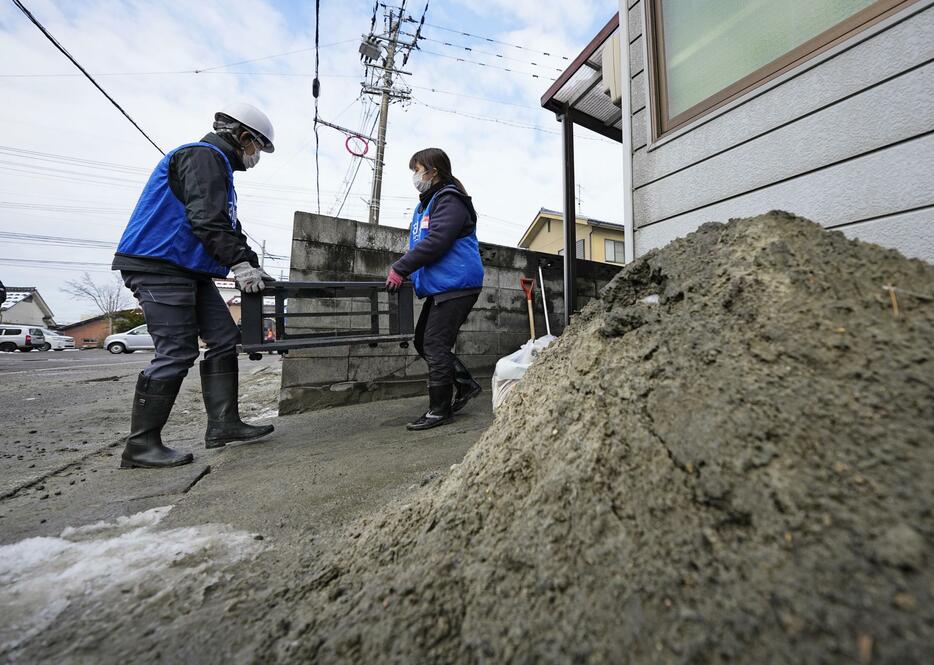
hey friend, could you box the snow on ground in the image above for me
[0,506,264,658]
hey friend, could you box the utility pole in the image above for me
[367,14,400,226]
[359,3,423,225]
[260,239,266,269]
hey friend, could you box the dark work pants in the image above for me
[122,272,239,381]
[413,293,478,386]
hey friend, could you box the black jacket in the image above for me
[112,133,260,277]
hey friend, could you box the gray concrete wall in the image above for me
[625,0,934,263]
[280,212,620,414]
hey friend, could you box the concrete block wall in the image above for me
[280,212,621,414]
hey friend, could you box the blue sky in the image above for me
[0,0,622,322]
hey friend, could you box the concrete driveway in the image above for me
[0,350,492,663]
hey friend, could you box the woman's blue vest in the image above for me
[116,142,237,277]
[408,187,484,298]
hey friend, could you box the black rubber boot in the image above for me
[451,357,482,413]
[201,355,274,449]
[120,373,194,469]
[407,384,454,431]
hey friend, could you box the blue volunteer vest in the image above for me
[408,187,484,298]
[116,142,237,276]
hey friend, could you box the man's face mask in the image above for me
[243,149,261,169]
[241,132,263,169]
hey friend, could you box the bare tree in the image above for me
[61,273,131,330]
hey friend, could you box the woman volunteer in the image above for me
[385,148,484,430]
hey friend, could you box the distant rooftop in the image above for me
[518,208,625,248]
[1,287,38,311]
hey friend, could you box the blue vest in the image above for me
[116,142,237,277]
[408,188,484,298]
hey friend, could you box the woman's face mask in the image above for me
[412,167,433,193]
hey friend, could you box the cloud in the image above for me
[0,0,622,323]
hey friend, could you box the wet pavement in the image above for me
[0,348,492,663]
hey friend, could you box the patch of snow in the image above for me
[249,406,279,421]
[0,506,263,658]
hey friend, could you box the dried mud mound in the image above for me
[260,213,934,664]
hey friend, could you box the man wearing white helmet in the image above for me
[111,102,277,469]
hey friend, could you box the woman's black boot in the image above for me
[120,373,194,469]
[201,355,275,448]
[451,357,481,413]
[407,384,454,430]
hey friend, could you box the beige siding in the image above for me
[523,216,626,264]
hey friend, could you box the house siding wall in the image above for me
[61,319,112,349]
[0,300,47,326]
[523,215,627,263]
[525,218,592,258]
[625,0,934,263]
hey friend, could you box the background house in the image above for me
[541,0,933,266]
[214,279,242,324]
[59,314,113,349]
[518,208,627,264]
[0,287,55,326]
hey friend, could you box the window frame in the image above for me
[644,0,915,140]
[558,239,586,259]
[605,239,626,264]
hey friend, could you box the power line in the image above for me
[328,99,376,215]
[416,48,556,81]
[336,114,380,217]
[9,0,164,155]
[0,231,115,249]
[0,257,114,268]
[414,21,570,60]
[194,39,357,73]
[400,0,429,67]
[0,71,363,80]
[0,230,288,260]
[409,85,538,109]
[411,99,617,143]
[0,149,413,203]
[420,35,563,72]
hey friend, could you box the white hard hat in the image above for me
[215,102,275,153]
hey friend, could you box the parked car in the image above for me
[0,326,45,352]
[35,327,75,351]
[103,325,154,354]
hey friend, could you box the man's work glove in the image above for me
[260,269,276,284]
[386,268,404,293]
[232,262,267,293]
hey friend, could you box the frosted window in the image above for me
[661,0,876,119]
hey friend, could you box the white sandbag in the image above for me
[491,335,555,410]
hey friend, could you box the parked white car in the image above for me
[0,325,45,352]
[35,327,75,351]
[104,325,154,354]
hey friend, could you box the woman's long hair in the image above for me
[408,148,468,196]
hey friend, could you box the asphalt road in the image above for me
[0,349,279,499]
[0,348,154,377]
[0,346,493,663]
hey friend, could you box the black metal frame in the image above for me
[240,281,414,355]
[561,109,577,325]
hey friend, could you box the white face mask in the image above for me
[243,150,260,169]
[412,169,432,193]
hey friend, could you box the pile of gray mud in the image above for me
[258,212,933,664]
